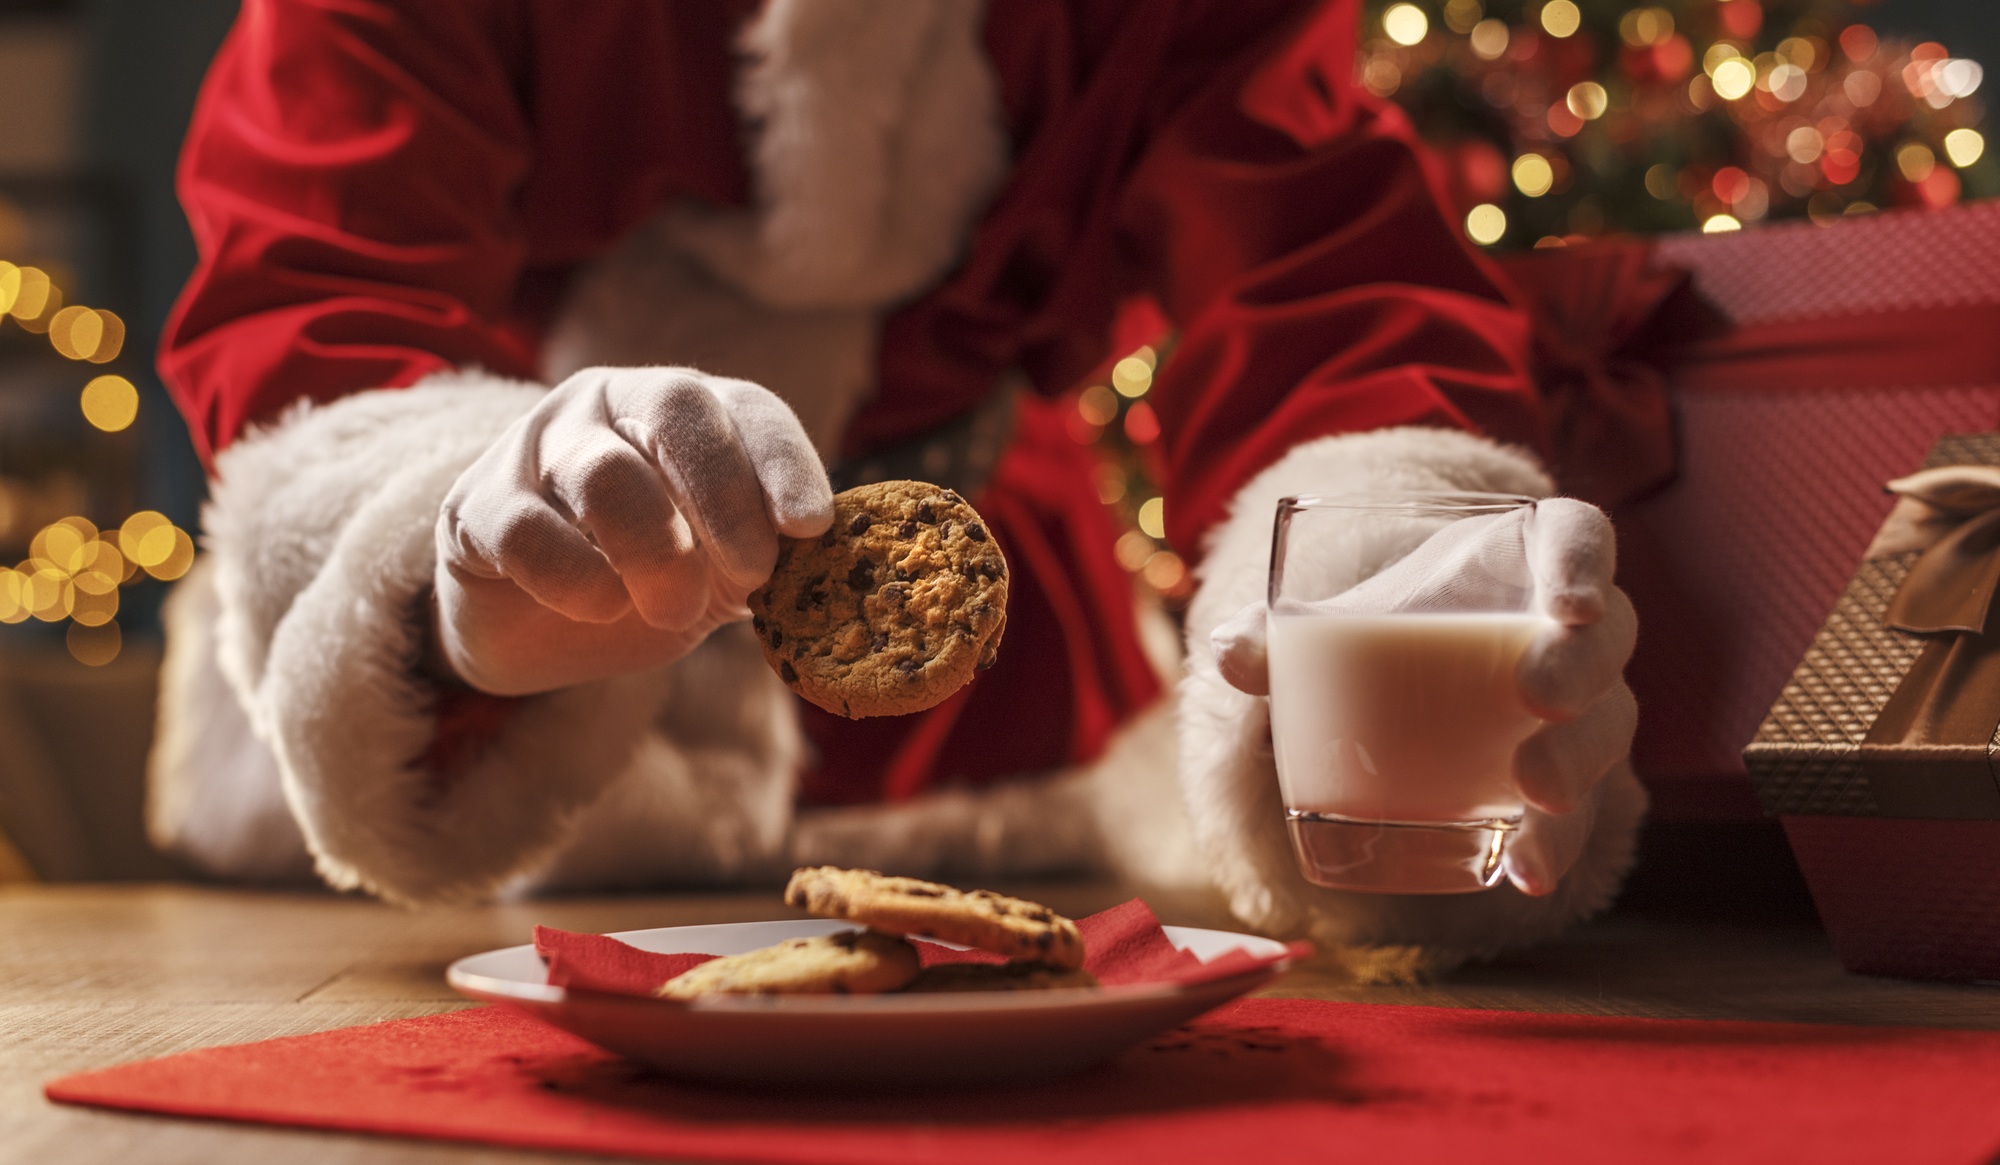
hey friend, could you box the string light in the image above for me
[1540,0,1580,39]
[1382,3,1428,47]
[80,375,139,432]
[1466,203,1507,245]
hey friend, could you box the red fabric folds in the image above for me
[46,994,2000,1164]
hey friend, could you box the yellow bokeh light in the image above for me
[1077,384,1118,426]
[1465,203,1507,245]
[1141,550,1186,593]
[37,522,87,575]
[80,374,140,432]
[1711,58,1755,101]
[1469,18,1509,59]
[69,583,118,627]
[1442,0,1483,35]
[1566,81,1609,120]
[1945,128,1986,168]
[119,511,174,566]
[1702,214,1744,234]
[1111,356,1153,398]
[1512,154,1555,197]
[27,569,71,621]
[1897,142,1937,183]
[1136,496,1166,540]
[1644,163,1676,199]
[48,306,125,364]
[1382,3,1428,46]
[1703,43,1743,76]
[1094,462,1127,506]
[6,266,52,324]
[1130,344,1158,369]
[144,527,196,582]
[1786,126,1825,163]
[0,261,17,315]
[1540,0,1581,38]
[1775,36,1817,71]
[1114,529,1155,573]
[67,620,121,667]
[1766,63,1808,102]
[0,570,24,624]
[71,541,123,593]
[1618,7,1673,47]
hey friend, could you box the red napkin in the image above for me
[46,996,2000,1164]
[534,899,1304,996]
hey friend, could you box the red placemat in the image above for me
[47,992,2000,1164]
[534,899,1305,996]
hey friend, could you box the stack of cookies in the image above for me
[655,868,1095,999]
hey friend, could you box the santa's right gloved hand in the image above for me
[433,366,835,696]
[1208,498,1639,897]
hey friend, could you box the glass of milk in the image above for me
[1266,492,1549,894]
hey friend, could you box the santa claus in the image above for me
[148,0,1644,974]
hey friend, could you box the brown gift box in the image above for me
[1745,432,2000,981]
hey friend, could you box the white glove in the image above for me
[433,366,834,695]
[1210,498,1638,897]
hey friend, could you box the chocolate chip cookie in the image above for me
[784,867,1085,970]
[748,481,1007,719]
[901,962,1101,993]
[654,929,920,999]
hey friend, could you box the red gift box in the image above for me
[1507,203,2000,961]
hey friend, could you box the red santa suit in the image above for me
[150,0,1645,968]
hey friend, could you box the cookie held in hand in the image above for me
[655,930,920,999]
[785,866,1085,971]
[749,481,1008,718]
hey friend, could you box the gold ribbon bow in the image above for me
[1860,466,2000,805]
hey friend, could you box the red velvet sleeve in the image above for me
[161,0,539,467]
[1123,1,1547,553]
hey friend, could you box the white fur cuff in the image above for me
[200,374,671,904]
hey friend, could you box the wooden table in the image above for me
[5,882,1998,1164]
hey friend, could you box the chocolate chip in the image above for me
[848,514,874,536]
[847,560,875,590]
[903,887,944,897]
[879,582,909,604]
[938,521,953,540]
[769,628,784,649]
[898,520,918,539]
[981,561,1004,580]
[794,591,811,611]
[944,491,964,504]
[779,660,798,683]
[752,615,766,631]
[896,658,920,673]
[818,529,838,548]
[894,567,915,582]
[809,589,828,606]
[918,503,937,523]
[871,632,888,653]
[967,524,986,542]
[831,931,860,950]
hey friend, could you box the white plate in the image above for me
[447,919,1299,1086]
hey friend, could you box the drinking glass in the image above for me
[1266,492,1548,894]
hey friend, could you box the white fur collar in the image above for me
[667,0,1007,310]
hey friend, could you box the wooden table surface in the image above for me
[5,882,1999,1164]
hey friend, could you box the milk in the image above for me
[1266,611,1547,824]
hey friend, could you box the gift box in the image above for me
[1743,432,2000,981]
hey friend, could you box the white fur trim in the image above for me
[1177,427,1645,970]
[666,0,1007,310]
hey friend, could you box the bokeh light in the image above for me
[1944,128,1985,167]
[1565,81,1608,120]
[1896,142,1937,182]
[1383,3,1428,46]
[1540,0,1580,39]
[1513,154,1555,197]
[1702,214,1744,233]
[1122,400,1161,445]
[1466,203,1507,245]
[118,511,175,567]
[1712,58,1755,101]
[66,621,121,667]
[1136,497,1166,540]
[80,375,140,432]
[1076,384,1118,427]
[1111,356,1153,398]
[1469,19,1508,60]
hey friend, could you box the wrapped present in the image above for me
[1506,201,2000,827]
[1745,432,2000,981]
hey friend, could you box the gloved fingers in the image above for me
[541,430,719,631]
[609,369,782,591]
[1211,601,1271,695]
[705,375,836,538]
[1517,586,1637,719]
[446,491,632,624]
[1501,782,1601,897]
[1525,498,1616,625]
[1513,679,1637,815]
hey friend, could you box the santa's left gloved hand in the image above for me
[1209,498,1638,897]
